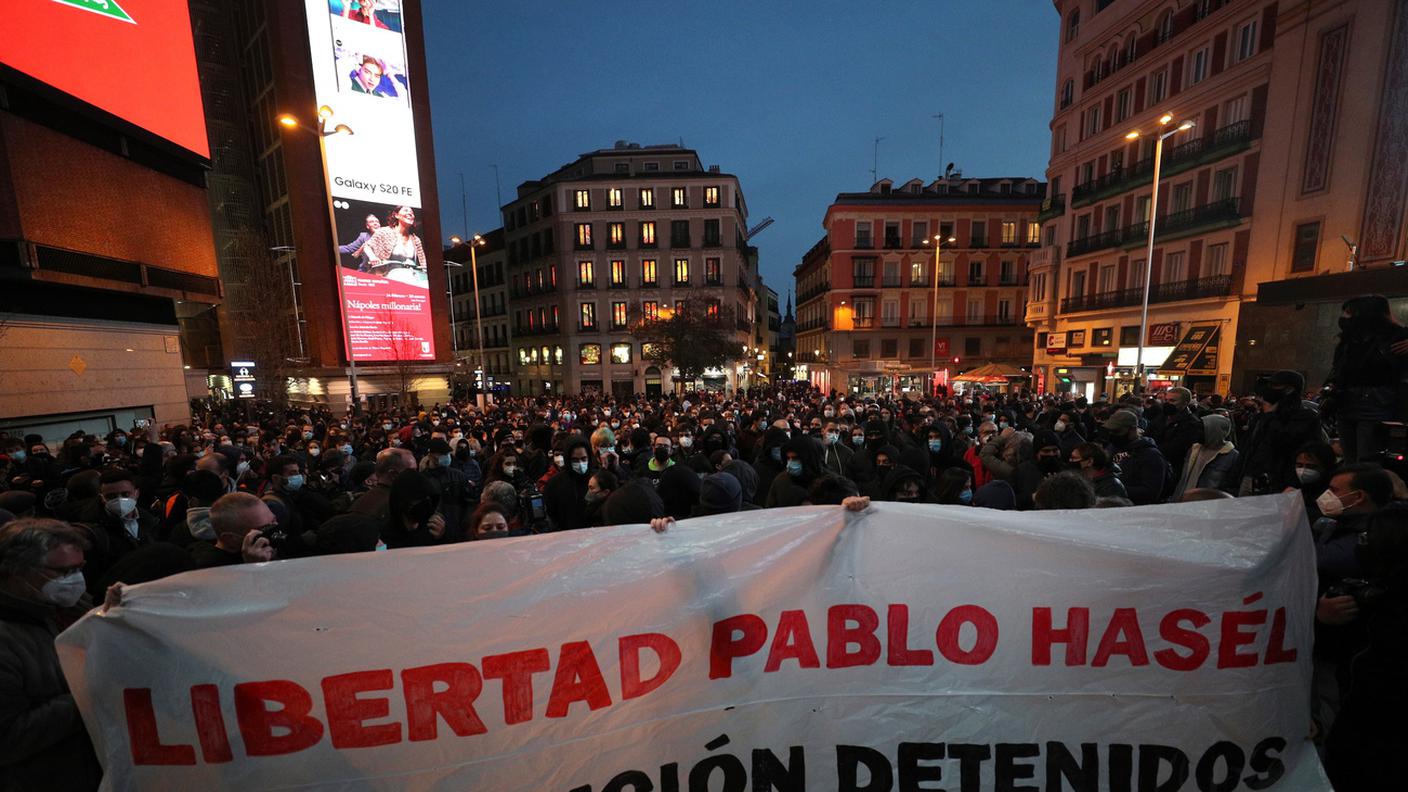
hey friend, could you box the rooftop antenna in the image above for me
[458,171,469,237]
[933,113,945,180]
[871,136,885,183]
[490,164,502,210]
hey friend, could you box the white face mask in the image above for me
[1316,489,1356,518]
[39,571,86,608]
[1295,466,1322,485]
[1053,420,1067,433]
[188,506,216,541]
[503,465,517,476]
[105,496,137,520]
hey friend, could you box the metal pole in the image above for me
[1136,133,1165,395]
[470,240,487,396]
[318,130,359,415]
[930,235,941,395]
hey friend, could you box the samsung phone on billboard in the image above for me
[307,0,434,362]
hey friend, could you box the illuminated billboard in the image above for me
[307,0,435,362]
[0,0,209,158]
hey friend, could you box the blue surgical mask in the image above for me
[928,439,942,453]
[964,426,975,437]
[851,436,864,448]
[571,460,589,475]
[284,474,305,491]
[341,444,354,456]
[958,489,973,504]
[11,450,26,463]
[786,460,803,477]
[437,454,452,468]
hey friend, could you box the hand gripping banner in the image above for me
[58,494,1331,791]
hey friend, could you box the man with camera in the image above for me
[187,492,278,568]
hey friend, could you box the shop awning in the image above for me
[1157,324,1222,376]
[954,362,1027,383]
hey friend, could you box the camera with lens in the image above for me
[518,486,549,531]
[1325,577,1388,610]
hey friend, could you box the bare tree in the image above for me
[221,229,299,414]
[378,308,425,409]
[631,296,740,390]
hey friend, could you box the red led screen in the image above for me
[0,0,209,158]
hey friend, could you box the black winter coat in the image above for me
[0,592,102,792]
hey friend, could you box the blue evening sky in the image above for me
[424,0,1060,300]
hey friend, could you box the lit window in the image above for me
[610,343,632,364]
[643,300,659,321]
[577,260,594,287]
[639,221,656,246]
[575,223,592,248]
[574,190,590,210]
[579,302,596,329]
[1150,69,1168,104]
[580,344,601,365]
[642,259,657,285]
[706,300,720,320]
[705,257,721,284]
[674,258,690,284]
[1027,223,1041,244]
[610,260,625,286]
[554,346,564,365]
[518,348,529,365]
[642,342,660,359]
[704,186,720,207]
[639,188,655,209]
[611,301,628,329]
[530,348,540,364]
[540,346,549,364]
[608,222,624,247]
[1001,221,1017,244]
[674,300,686,316]
[671,187,687,208]
[607,187,623,208]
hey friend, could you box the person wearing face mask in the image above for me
[0,518,105,792]
[421,439,472,543]
[933,468,974,506]
[1151,387,1204,483]
[1099,409,1171,506]
[635,435,679,482]
[765,435,825,508]
[542,440,594,532]
[1170,414,1240,499]
[1289,442,1338,522]
[819,421,854,477]
[11,435,63,498]
[1050,409,1086,459]
[384,470,448,549]
[163,470,227,549]
[751,427,791,505]
[1323,295,1408,463]
[1068,443,1128,501]
[1237,370,1330,497]
[582,469,618,527]
[260,456,330,557]
[78,469,157,598]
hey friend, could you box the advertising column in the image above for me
[304,0,435,362]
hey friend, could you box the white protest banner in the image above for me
[58,494,1331,791]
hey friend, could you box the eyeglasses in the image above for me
[42,562,85,577]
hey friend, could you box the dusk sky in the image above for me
[424,0,1060,300]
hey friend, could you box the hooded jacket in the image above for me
[1237,400,1329,496]
[751,427,790,506]
[1173,414,1240,497]
[766,435,824,508]
[1110,435,1170,505]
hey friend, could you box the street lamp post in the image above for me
[922,232,955,395]
[277,107,359,414]
[467,235,488,397]
[1125,114,1194,393]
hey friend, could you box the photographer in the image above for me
[1324,295,1408,462]
[1237,370,1329,496]
[383,470,447,549]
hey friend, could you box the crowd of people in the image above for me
[0,295,1405,790]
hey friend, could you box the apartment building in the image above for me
[1031,0,1274,398]
[446,228,511,395]
[796,177,1044,396]
[502,143,759,398]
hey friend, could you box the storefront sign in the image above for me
[933,337,950,358]
[1045,332,1067,354]
[230,360,256,399]
[1068,329,1086,348]
[1149,322,1181,345]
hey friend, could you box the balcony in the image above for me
[576,280,596,290]
[703,236,722,248]
[1060,274,1234,314]
[900,315,1023,329]
[970,237,989,248]
[855,238,874,250]
[1122,197,1243,246]
[880,317,901,328]
[798,282,831,303]
[1036,194,1066,223]
[671,237,691,249]
[796,317,831,332]
[967,275,987,287]
[882,277,903,288]
[578,322,598,332]
[1070,120,1255,208]
[852,275,876,288]
[853,316,875,328]
[1066,228,1125,257]
[510,281,558,299]
[883,236,903,249]
[736,317,753,331]
[514,323,561,337]
[998,275,1021,286]
[1030,245,1061,271]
